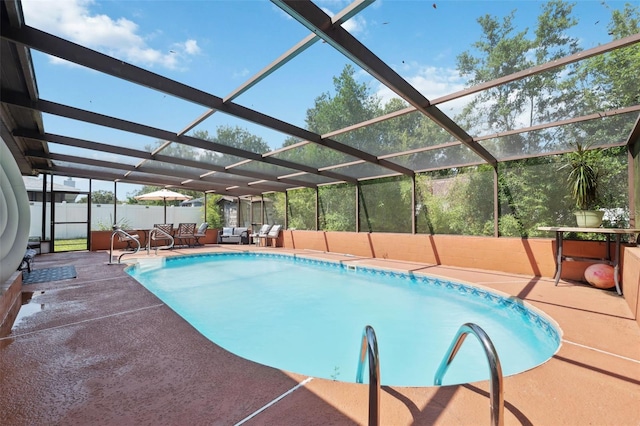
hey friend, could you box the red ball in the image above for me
[584,264,616,289]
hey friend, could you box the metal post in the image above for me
[87,179,92,251]
[355,183,360,233]
[113,181,117,225]
[494,166,499,238]
[284,190,289,230]
[315,187,319,231]
[411,175,416,234]
[50,174,55,252]
[41,173,47,240]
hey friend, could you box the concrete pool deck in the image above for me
[1,246,639,425]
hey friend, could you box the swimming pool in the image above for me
[127,252,561,387]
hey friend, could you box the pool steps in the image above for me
[357,323,504,426]
[356,325,381,426]
[434,323,504,426]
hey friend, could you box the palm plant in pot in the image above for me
[561,141,604,227]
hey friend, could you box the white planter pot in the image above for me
[574,210,604,228]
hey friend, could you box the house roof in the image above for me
[22,176,82,193]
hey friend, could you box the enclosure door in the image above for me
[51,190,90,252]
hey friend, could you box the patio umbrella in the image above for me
[134,189,192,223]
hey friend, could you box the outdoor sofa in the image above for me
[218,227,249,244]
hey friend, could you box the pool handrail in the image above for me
[434,322,504,426]
[147,226,174,254]
[355,325,380,426]
[109,227,141,264]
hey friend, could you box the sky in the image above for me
[19,0,626,199]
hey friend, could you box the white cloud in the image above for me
[233,68,251,80]
[183,39,201,55]
[374,64,468,107]
[21,0,199,70]
[342,15,366,34]
[409,65,467,99]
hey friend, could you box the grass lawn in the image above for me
[54,238,88,252]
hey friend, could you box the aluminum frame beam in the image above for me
[15,130,319,189]
[33,164,268,196]
[24,150,295,194]
[2,90,357,183]
[0,21,414,178]
[272,0,497,167]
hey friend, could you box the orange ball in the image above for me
[584,264,616,289]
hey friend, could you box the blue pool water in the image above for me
[127,253,561,387]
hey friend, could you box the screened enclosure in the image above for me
[1,0,638,240]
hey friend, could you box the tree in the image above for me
[196,126,270,157]
[306,64,381,136]
[577,3,640,110]
[287,188,316,230]
[319,183,356,231]
[456,0,580,156]
[77,189,116,204]
[284,64,386,231]
[204,194,223,229]
[447,1,634,237]
[132,125,272,203]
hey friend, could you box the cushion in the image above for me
[222,227,234,236]
[197,223,208,233]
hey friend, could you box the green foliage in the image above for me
[498,157,572,236]
[416,168,494,236]
[267,192,286,227]
[498,214,523,237]
[204,195,223,229]
[287,188,316,230]
[560,142,601,210]
[577,3,640,110]
[456,0,581,154]
[319,184,356,231]
[77,189,116,204]
[359,176,412,233]
[306,64,381,135]
[132,126,270,206]
[198,126,270,155]
[54,238,87,252]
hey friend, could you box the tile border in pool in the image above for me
[129,251,563,348]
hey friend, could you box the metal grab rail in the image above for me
[355,325,380,426]
[434,323,504,426]
[147,226,174,254]
[108,227,141,264]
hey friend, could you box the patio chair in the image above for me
[174,223,197,247]
[193,222,209,246]
[152,223,174,249]
[250,224,271,246]
[260,224,282,247]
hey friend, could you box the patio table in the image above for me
[537,226,640,296]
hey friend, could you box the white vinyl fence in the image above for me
[29,202,204,239]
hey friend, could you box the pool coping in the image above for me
[1,246,639,425]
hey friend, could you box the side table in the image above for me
[537,227,640,296]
